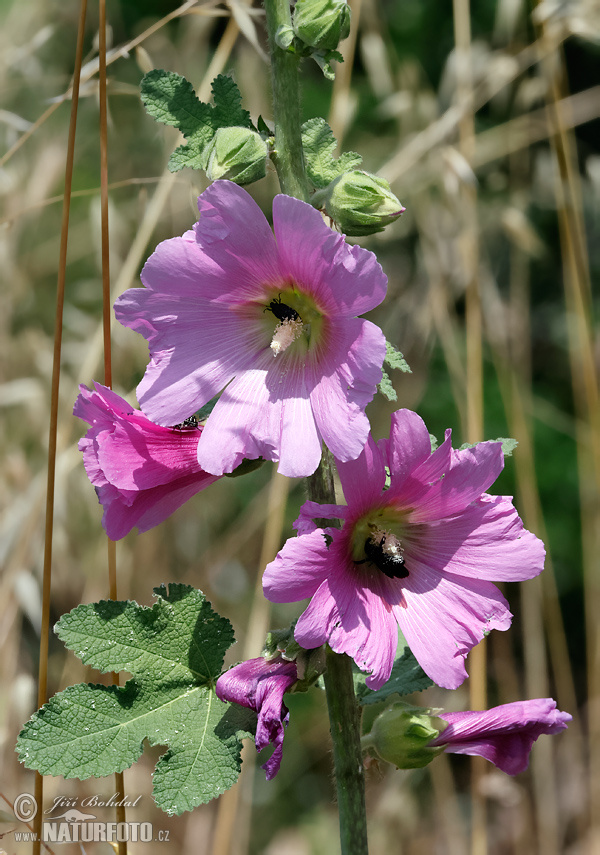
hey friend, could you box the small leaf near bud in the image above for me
[314,171,405,236]
[293,0,351,51]
[362,703,447,769]
[205,126,268,185]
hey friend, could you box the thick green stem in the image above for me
[308,454,369,855]
[323,645,369,855]
[263,0,310,200]
[262,2,368,849]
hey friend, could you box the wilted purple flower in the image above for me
[74,382,219,539]
[216,656,298,780]
[113,180,387,478]
[263,409,545,690]
[431,698,572,774]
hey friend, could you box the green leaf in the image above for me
[458,437,519,457]
[301,118,362,189]
[498,437,519,456]
[141,71,255,176]
[16,585,255,815]
[384,341,411,374]
[257,115,273,137]
[168,138,209,173]
[141,70,214,141]
[378,369,398,402]
[210,74,253,131]
[355,647,434,706]
[311,49,344,81]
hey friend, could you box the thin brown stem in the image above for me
[32,2,88,852]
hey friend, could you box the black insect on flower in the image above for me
[172,415,200,431]
[360,534,408,579]
[265,295,301,323]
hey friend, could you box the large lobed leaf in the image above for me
[16,585,255,815]
[140,71,254,173]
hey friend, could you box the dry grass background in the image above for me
[0,0,599,853]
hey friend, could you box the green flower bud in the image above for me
[362,703,447,769]
[293,0,351,51]
[314,171,405,236]
[205,126,268,185]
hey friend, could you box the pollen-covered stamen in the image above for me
[360,527,408,579]
[270,317,304,356]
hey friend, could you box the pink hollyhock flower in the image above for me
[216,656,298,780]
[113,180,387,478]
[263,408,546,690]
[74,382,220,540]
[431,699,572,774]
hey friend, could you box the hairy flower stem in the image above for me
[263,2,368,849]
[263,0,310,201]
[308,453,369,855]
[323,644,369,854]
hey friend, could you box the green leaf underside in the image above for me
[384,341,411,374]
[355,647,434,706]
[378,369,398,402]
[459,437,519,457]
[140,71,253,174]
[301,118,362,189]
[16,585,255,815]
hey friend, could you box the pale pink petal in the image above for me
[401,441,505,523]
[263,529,331,602]
[294,502,348,534]
[115,181,386,466]
[335,435,387,511]
[311,319,385,463]
[395,565,512,689]
[381,409,436,486]
[410,495,545,581]
[195,181,282,296]
[196,354,322,477]
[273,195,387,316]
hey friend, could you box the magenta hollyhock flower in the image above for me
[216,656,298,780]
[430,699,572,774]
[74,382,220,540]
[263,408,546,690]
[113,180,387,478]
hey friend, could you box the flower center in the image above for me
[262,289,323,357]
[351,515,410,580]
